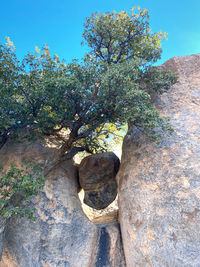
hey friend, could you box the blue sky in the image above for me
[1,0,200,64]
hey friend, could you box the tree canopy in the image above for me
[0,7,177,167]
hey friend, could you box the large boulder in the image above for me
[0,139,98,266]
[0,139,125,267]
[79,152,120,210]
[117,54,200,266]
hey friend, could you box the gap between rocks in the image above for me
[77,152,120,224]
[78,189,119,224]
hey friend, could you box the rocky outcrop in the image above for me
[0,140,125,267]
[2,53,200,267]
[117,54,200,266]
[79,152,120,210]
[0,139,98,266]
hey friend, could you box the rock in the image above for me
[0,218,6,261]
[84,179,118,210]
[0,139,125,266]
[79,189,119,224]
[95,223,126,267]
[0,139,98,266]
[0,250,18,267]
[79,152,120,191]
[92,210,118,224]
[1,222,126,267]
[79,152,120,210]
[117,54,200,266]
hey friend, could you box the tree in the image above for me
[0,7,177,173]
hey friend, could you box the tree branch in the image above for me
[62,146,92,160]
[74,121,102,142]
[0,131,8,150]
[58,119,83,157]
[43,146,91,176]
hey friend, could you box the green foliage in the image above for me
[0,7,177,218]
[82,7,165,65]
[0,7,177,158]
[0,160,45,219]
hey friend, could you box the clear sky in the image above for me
[1,0,200,64]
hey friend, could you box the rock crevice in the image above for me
[0,141,125,267]
[1,54,200,266]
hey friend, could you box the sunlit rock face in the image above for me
[0,139,98,267]
[79,152,120,210]
[0,140,125,267]
[117,54,200,267]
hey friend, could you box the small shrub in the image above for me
[0,160,45,220]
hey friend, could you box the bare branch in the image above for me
[0,131,8,150]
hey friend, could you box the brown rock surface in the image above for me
[117,54,200,266]
[79,189,119,224]
[94,223,126,267]
[0,218,6,261]
[0,139,98,267]
[0,139,125,266]
[0,250,18,267]
[79,152,120,210]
